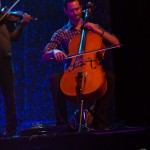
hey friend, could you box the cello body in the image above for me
[60,32,107,102]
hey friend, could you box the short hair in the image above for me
[63,0,81,9]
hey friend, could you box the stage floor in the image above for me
[0,125,150,150]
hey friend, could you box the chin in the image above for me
[73,17,80,21]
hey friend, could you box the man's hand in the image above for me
[53,49,67,62]
[21,13,32,25]
[84,22,104,35]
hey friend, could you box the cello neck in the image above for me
[78,2,93,54]
[78,28,87,54]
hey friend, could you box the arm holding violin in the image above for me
[10,13,32,40]
[1,6,32,40]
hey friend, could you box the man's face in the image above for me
[64,1,82,23]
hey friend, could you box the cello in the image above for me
[60,2,107,103]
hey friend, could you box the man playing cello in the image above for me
[42,0,120,130]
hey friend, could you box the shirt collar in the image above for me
[66,21,73,30]
[66,19,84,30]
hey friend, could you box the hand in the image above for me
[84,22,103,35]
[21,13,32,24]
[53,49,67,62]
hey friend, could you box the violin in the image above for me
[0,7,38,23]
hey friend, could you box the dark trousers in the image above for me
[91,71,116,129]
[50,73,68,125]
[0,57,17,132]
[50,71,116,129]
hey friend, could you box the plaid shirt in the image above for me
[44,21,81,55]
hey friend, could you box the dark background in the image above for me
[0,0,149,131]
[110,0,150,126]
